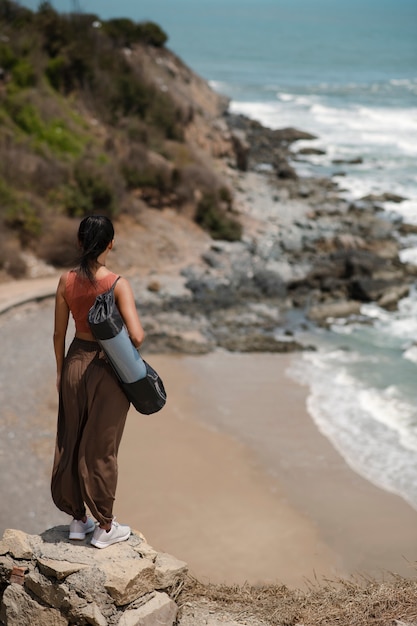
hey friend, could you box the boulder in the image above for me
[231,130,249,171]
[360,192,407,204]
[1,584,68,626]
[118,592,177,626]
[307,300,362,323]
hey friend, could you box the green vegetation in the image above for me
[0,0,241,274]
[102,17,167,47]
[4,92,84,155]
[0,177,41,240]
[195,190,242,241]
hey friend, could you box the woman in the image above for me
[51,215,145,548]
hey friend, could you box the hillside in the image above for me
[0,0,240,282]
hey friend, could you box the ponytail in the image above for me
[77,215,114,283]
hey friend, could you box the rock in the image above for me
[25,570,70,610]
[154,553,188,589]
[332,157,363,165]
[131,541,159,561]
[271,127,317,143]
[297,147,326,156]
[360,192,407,203]
[118,591,177,626]
[0,529,40,559]
[307,300,362,322]
[37,557,90,580]
[0,527,187,625]
[377,284,410,311]
[1,584,68,626]
[0,556,14,580]
[231,130,249,171]
[70,601,108,626]
[274,157,298,180]
[252,269,287,298]
[102,559,156,606]
[398,223,417,235]
[216,330,305,353]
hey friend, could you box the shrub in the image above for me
[0,233,27,278]
[195,192,242,242]
[5,97,43,135]
[64,157,124,217]
[45,55,67,90]
[121,118,149,144]
[35,1,70,58]
[120,145,173,193]
[45,42,94,93]
[175,163,222,205]
[37,215,78,267]
[0,42,16,71]
[4,94,84,155]
[112,71,150,118]
[135,22,167,47]
[11,58,37,87]
[218,186,233,206]
[2,189,42,242]
[8,205,42,242]
[146,92,184,141]
[102,18,137,47]
[122,163,168,191]
[0,1,33,26]
[103,18,168,48]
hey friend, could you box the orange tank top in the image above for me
[64,270,119,334]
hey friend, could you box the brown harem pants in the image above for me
[51,338,130,526]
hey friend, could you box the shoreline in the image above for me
[0,295,416,588]
[116,351,417,587]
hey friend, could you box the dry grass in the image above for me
[179,572,417,626]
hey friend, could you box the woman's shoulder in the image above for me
[60,269,77,285]
[113,275,133,296]
[58,270,71,285]
[56,270,73,297]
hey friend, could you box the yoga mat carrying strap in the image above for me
[88,277,167,415]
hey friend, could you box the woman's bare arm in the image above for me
[53,273,70,391]
[114,277,145,348]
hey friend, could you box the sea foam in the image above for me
[288,348,417,511]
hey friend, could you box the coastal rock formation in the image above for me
[0,527,187,626]
[126,158,416,352]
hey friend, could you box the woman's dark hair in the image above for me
[77,215,114,282]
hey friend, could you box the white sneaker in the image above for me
[90,519,131,549]
[69,517,96,540]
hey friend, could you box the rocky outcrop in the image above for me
[226,113,316,175]
[0,527,187,626]
[130,176,416,351]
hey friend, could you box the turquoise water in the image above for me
[22,0,417,212]
[22,0,417,89]
[20,0,417,508]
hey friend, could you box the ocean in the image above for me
[21,0,417,509]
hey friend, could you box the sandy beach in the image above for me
[1,298,417,590]
[115,351,417,587]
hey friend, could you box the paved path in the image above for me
[0,275,58,315]
[0,276,68,535]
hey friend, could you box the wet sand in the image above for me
[116,351,417,587]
